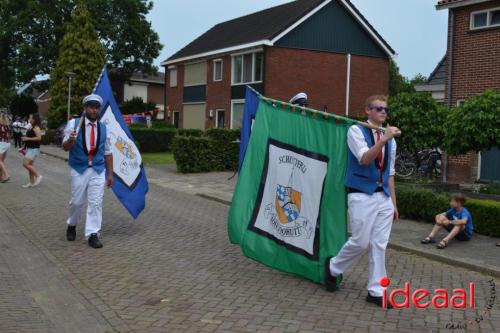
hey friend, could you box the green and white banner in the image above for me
[228,98,356,284]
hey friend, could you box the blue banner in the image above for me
[93,67,148,219]
[238,86,260,171]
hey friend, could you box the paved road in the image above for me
[0,150,499,333]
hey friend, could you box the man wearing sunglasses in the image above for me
[325,95,401,308]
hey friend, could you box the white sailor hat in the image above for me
[82,94,103,106]
[289,92,308,105]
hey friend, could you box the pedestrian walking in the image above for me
[62,94,113,249]
[0,112,12,183]
[324,95,401,308]
[21,114,43,188]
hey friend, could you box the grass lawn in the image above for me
[141,152,175,165]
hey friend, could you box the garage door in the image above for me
[183,104,206,129]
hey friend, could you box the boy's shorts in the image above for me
[444,214,471,241]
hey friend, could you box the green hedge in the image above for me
[172,129,240,173]
[397,187,500,237]
[177,129,204,137]
[130,128,177,153]
[41,129,57,145]
[129,121,174,129]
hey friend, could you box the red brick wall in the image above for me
[165,64,184,128]
[206,55,232,128]
[264,47,389,117]
[147,83,164,106]
[443,0,500,183]
[446,0,500,106]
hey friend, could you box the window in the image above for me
[471,8,500,29]
[231,101,245,129]
[216,109,225,128]
[232,52,264,85]
[169,66,177,87]
[472,12,488,28]
[184,61,207,86]
[213,59,223,81]
[172,111,179,128]
[457,99,466,106]
[491,9,500,25]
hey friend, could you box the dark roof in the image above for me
[165,0,394,63]
[129,71,165,84]
[436,0,492,8]
[427,55,446,85]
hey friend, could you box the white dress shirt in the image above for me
[347,122,396,176]
[63,118,112,156]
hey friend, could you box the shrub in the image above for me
[41,129,57,145]
[177,129,204,137]
[172,129,240,173]
[397,187,500,237]
[130,127,177,153]
[129,121,174,129]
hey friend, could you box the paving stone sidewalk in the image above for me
[40,145,500,277]
[1,145,489,333]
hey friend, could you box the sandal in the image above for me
[437,239,448,249]
[496,242,500,247]
[421,236,435,244]
[1,177,10,183]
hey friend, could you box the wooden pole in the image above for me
[261,96,401,136]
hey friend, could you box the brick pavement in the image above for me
[0,148,498,332]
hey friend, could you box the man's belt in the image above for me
[347,187,384,194]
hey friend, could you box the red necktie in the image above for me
[376,130,383,184]
[89,123,96,161]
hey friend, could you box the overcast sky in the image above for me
[147,0,448,79]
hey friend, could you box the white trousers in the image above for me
[329,192,394,297]
[66,168,105,238]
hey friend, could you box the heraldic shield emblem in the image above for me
[275,185,302,224]
[250,139,328,259]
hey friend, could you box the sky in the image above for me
[147,0,448,79]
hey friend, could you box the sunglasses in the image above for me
[369,105,389,113]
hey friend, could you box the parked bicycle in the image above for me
[395,148,441,178]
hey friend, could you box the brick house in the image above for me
[161,0,395,130]
[110,71,166,119]
[436,0,500,183]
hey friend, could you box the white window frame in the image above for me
[231,50,264,86]
[168,65,177,87]
[456,99,466,106]
[213,59,223,82]
[470,7,500,30]
[215,109,225,128]
[230,99,245,129]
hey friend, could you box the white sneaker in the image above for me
[33,175,43,187]
[22,183,32,188]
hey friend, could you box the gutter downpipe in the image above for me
[345,53,351,117]
[444,10,454,183]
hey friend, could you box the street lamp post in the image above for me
[65,72,76,121]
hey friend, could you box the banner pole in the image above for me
[259,96,401,136]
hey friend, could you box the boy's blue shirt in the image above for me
[445,207,473,235]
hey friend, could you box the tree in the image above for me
[0,0,162,89]
[388,60,414,96]
[121,97,156,115]
[444,90,500,155]
[410,73,428,86]
[48,3,106,128]
[388,92,447,153]
[9,94,38,118]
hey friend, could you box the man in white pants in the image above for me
[62,94,113,248]
[324,95,400,308]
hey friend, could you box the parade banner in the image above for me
[238,86,260,171]
[228,98,355,283]
[93,67,148,218]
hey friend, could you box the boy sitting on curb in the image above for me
[421,193,473,249]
